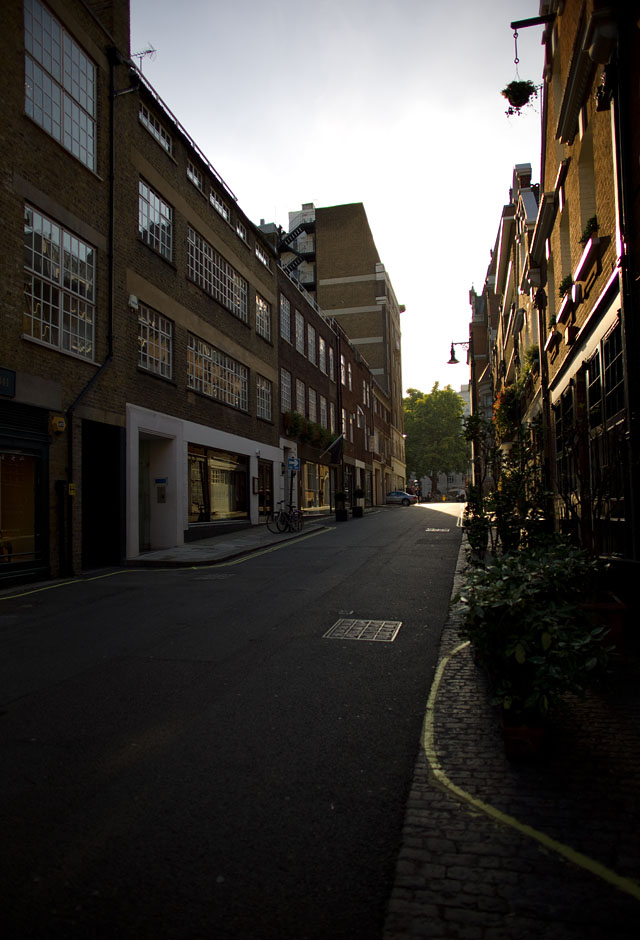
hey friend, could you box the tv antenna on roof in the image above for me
[132,45,156,71]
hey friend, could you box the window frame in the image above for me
[138,179,173,260]
[187,226,248,323]
[138,302,173,379]
[255,293,272,342]
[187,333,248,410]
[256,375,273,421]
[139,102,173,155]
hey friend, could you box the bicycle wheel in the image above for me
[276,510,289,533]
[265,512,281,534]
[289,509,303,532]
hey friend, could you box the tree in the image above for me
[403,384,470,495]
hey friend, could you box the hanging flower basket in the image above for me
[501,79,537,114]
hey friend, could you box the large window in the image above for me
[257,375,273,420]
[308,387,317,423]
[138,303,172,378]
[307,324,317,365]
[138,180,173,260]
[280,294,291,342]
[188,446,248,522]
[24,0,96,170]
[281,368,291,412]
[319,336,327,373]
[139,103,173,155]
[296,379,306,415]
[256,294,271,341]
[187,334,248,410]
[295,311,305,354]
[187,226,248,322]
[23,204,94,359]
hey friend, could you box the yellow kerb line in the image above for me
[0,526,332,599]
[423,640,640,902]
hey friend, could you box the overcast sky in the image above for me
[130,0,546,398]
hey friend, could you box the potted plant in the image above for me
[579,215,599,245]
[334,491,349,522]
[501,79,537,115]
[457,540,612,758]
[558,275,573,299]
[352,487,365,518]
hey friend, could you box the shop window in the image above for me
[188,446,249,522]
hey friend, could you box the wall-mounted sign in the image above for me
[287,457,301,471]
[0,368,16,397]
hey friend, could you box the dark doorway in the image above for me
[82,420,125,569]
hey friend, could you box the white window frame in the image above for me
[187,226,248,323]
[319,395,328,428]
[295,311,305,355]
[281,368,292,412]
[308,387,317,423]
[24,0,96,170]
[187,333,248,410]
[256,294,271,341]
[255,242,271,269]
[319,336,327,374]
[23,203,95,360]
[139,179,173,260]
[210,189,231,223]
[138,303,172,378]
[280,294,291,342]
[329,347,335,382]
[296,378,306,415]
[236,220,248,243]
[257,375,273,420]
[330,402,336,434]
[307,324,317,365]
[139,102,173,155]
[187,160,203,191]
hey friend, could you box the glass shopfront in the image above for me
[0,452,37,564]
[302,461,330,512]
[188,445,249,522]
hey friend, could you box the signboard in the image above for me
[287,457,301,472]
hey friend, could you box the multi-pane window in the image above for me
[348,362,353,390]
[320,395,328,428]
[187,160,203,191]
[281,368,292,412]
[187,334,248,410]
[139,103,173,155]
[256,294,271,341]
[280,294,291,342]
[236,220,247,243]
[296,378,306,415]
[295,311,305,354]
[340,354,346,385]
[308,388,317,423]
[24,0,96,170]
[187,226,248,322]
[255,242,271,268]
[210,190,230,223]
[319,336,327,373]
[307,324,317,365]
[330,402,336,434]
[138,303,172,378]
[138,180,173,260]
[23,204,94,359]
[257,375,273,420]
[329,347,335,382]
[603,323,625,419]
[341,408,347,436]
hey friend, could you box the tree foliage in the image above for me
[403,384,469,491]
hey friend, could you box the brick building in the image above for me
[281,202,406,494]
[468,1,640,598]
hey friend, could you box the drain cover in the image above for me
[323,619,402,642]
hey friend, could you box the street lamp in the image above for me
[447,341,469,365]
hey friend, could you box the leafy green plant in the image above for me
[558,275,573,299]
[493,384,521,443]
[579,215,599,245]
[457,541,612,720]
[501,79,537,114]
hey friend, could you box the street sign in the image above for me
[287,456,301,471]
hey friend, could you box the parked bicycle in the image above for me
[266,500,304,534]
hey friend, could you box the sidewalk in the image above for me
[127,517,333,567]
[384,543,640,939]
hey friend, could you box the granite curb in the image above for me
[384,543,640,939]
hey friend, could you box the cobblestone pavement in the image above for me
[384,545,640,940]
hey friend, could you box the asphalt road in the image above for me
[1,503,464,940]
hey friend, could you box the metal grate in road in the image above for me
[323,619,403,642]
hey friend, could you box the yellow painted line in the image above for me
[0,526,333,599]
[423,640,640,902]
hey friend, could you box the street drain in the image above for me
[323,619,402,642]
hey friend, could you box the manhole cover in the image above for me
[323,619,402,642]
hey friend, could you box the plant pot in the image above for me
[499,711,546,761]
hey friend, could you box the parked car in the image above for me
[385,490,418,506]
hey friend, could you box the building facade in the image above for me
[468,0,640,603]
